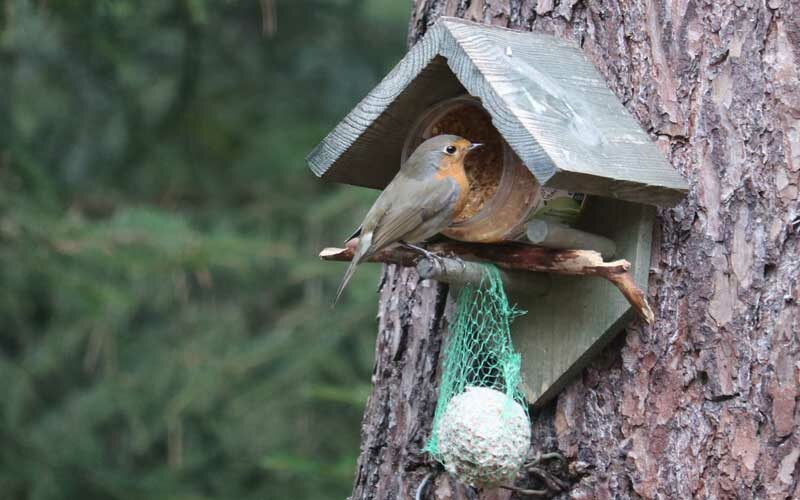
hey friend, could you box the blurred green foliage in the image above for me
[0,1,408,498]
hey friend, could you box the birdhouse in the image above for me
[308,18,687,407]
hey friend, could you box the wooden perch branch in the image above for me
[415,256,550,296]
[523,219,617,258]
[320,240,654,323]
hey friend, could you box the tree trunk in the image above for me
[351,1,800,498]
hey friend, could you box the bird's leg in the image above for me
[399,241,440,262]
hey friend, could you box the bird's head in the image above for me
[427,134,482,165]
[405,135,482,176]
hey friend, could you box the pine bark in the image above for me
[351,1,800,498]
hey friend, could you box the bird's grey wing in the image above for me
[343,224,362,244]
[366,178,459,256]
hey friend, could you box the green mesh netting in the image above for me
[425,264,528,461]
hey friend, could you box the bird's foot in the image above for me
[400,241,440,262]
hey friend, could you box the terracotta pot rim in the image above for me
[401,95,538,241]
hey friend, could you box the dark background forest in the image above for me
[0,1,408,498]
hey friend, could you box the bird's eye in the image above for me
[444,145,457,155]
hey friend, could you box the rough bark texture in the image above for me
[351,0,800,498]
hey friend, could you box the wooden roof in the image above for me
[306,17,688,206]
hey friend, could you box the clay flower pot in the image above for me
[402,96,541,243]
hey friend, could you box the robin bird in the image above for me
[334,134,482,304]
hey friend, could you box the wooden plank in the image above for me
[318,56,466,190]
[511,196,655,407]
[306,28,463,189]
[437,19,688,205]
[306,17,689,206]
[545,170,687,207]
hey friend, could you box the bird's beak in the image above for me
[468,143,483,151]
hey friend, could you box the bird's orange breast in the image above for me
[434,158,470,218]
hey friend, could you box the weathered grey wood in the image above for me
[308,54,465,190]
[524,219,617,258]
[415,256,550,296]
[306,17,689,206]
[513,196,655,407]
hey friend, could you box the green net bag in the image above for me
[425,264,531,486]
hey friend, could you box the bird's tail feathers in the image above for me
[333,258,359,306]
[333,232,372,306]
